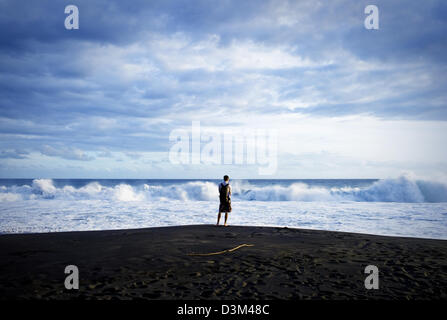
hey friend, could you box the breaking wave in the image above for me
[0,176,446,203]
[231,177,447,202]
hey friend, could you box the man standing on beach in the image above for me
[217,175,232,226]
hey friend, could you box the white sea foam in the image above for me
[1,177,446,238]
[0,198,446,239]
[1,176,446,203]
[231,177,447,203]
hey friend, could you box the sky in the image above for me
[0,0,446,179]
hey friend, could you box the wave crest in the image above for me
[0,176,446,203]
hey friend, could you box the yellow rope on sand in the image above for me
[187,244,254,256]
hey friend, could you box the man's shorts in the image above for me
[219,201,232,213]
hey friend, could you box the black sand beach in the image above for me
[0,225,446,300]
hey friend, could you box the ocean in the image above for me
[1,177,447,239]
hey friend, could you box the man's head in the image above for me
[223,175,229,182]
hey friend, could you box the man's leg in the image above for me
[217,211,221,226]
[224,212,228,226]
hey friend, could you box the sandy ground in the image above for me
[0,225,446,300]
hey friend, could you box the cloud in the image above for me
[0,149,29,159]
[0,0,446,178]
[150,34,331,71]
[96,147,113,158]
[39,145,95,161]
[125,152,143,159]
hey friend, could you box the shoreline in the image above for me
[1,224,446,300]
[2,224,446,241]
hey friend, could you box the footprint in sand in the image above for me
[225,232,237,238]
